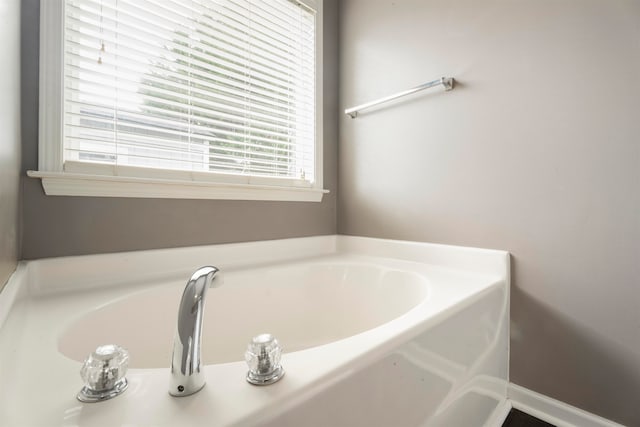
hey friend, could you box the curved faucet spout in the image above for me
[169,266,219,396]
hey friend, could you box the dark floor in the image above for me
[502,409,555,427]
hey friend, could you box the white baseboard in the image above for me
[508,383,625,427]
[485,398,512,427]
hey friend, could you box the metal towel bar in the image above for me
[345,77,454,119]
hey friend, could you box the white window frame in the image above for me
[29,0,326,202]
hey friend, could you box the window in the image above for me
[31,0,326,202]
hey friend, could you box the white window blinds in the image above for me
[63,0,316,184]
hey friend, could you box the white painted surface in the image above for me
[486,399,513,427]
[509,384,626,427]
[0,236,509,426]
[27,170,328,202]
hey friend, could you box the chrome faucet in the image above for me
[169,266,220,396]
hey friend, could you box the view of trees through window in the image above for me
[138,25,296,177]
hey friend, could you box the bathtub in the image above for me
[0,236,509,427]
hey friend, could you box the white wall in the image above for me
[338,1,640,425]
[0,0,21,289]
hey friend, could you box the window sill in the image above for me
[27,171,328,202]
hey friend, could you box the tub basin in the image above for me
[59,260,430,368]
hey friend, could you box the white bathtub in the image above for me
[0,236,509,427]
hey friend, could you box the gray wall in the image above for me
[20,0,339,259]
[0,0,22,290]
[338,1,640,425]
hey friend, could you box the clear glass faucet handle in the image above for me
[78,344,129,402]
[245,334,285,385]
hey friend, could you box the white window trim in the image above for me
[29,0,327,202]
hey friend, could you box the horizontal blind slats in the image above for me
[65,95,313,140]
[63,0,315,182]
[64,51,315,114]
[66,137,313,175]
[65,18,315,94]
[65,102,312,144]
[65,81,314,131]
[66,6,315,74]
[66,1,315,81]
[65,118,314,156]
